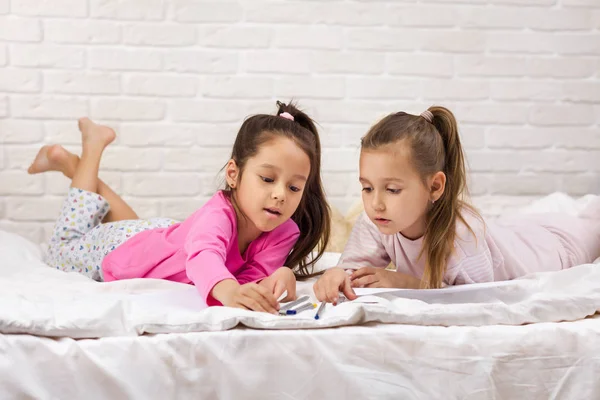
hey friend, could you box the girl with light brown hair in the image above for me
[314,106,600,304]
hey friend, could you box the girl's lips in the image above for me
[264,208,282,218]
[374,218,391,225]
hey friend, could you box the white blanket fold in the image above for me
[1,192,599,339]
[1,242,599,338]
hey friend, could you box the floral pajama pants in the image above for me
[45,188,177,281]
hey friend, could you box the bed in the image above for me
[1,193,600,399]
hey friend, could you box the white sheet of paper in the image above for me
[353,288,403,296]
[354,279,519,297]
[352,279,535,304]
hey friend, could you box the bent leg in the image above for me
[28,121,138,222]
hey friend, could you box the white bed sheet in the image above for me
[2,316,600,399]
[2,192,600,399]
[2,251,600,337]
[2,227,600,338]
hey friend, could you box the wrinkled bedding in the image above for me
[2,192,599,399]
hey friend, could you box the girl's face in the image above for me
[227,135,311,237]
[359,141,440,240]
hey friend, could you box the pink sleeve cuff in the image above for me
[186,250,235,306]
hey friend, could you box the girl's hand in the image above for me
[213,280,280,314]
[259,267,297,302]
[350,267,421,289]
[313,267,357,305]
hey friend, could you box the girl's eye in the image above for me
[361,187,372,193]
[289,186,301,193]
[387,188,401,194]
[261,176,274,183]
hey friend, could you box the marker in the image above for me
[314,301,326,320]
[286,303,316,315]
[278,295,310,315]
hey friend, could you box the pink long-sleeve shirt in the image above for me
[339,209,600,285]
[102,191,300,305]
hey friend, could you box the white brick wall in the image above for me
[1,0,599,244]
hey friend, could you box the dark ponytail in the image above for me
[275,101,331,275]
[225,100,331,276]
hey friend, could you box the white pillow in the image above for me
[0,229,44,267]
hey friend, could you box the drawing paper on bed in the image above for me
[353,279,535,304]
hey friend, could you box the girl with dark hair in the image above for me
[28,101,330,313]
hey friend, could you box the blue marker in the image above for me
[286,303,316,315]
[278,295,310,315]
[314,301,326,320]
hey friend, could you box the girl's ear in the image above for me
[430,171,446,203]
[225,159,239,188]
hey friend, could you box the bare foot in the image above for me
[78,117,116,149]
[28,144,76,176]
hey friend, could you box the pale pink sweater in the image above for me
[339,207,600,285]
[102,191,300,305]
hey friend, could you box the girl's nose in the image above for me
[272,185,286,202]
[372,193,385,211]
